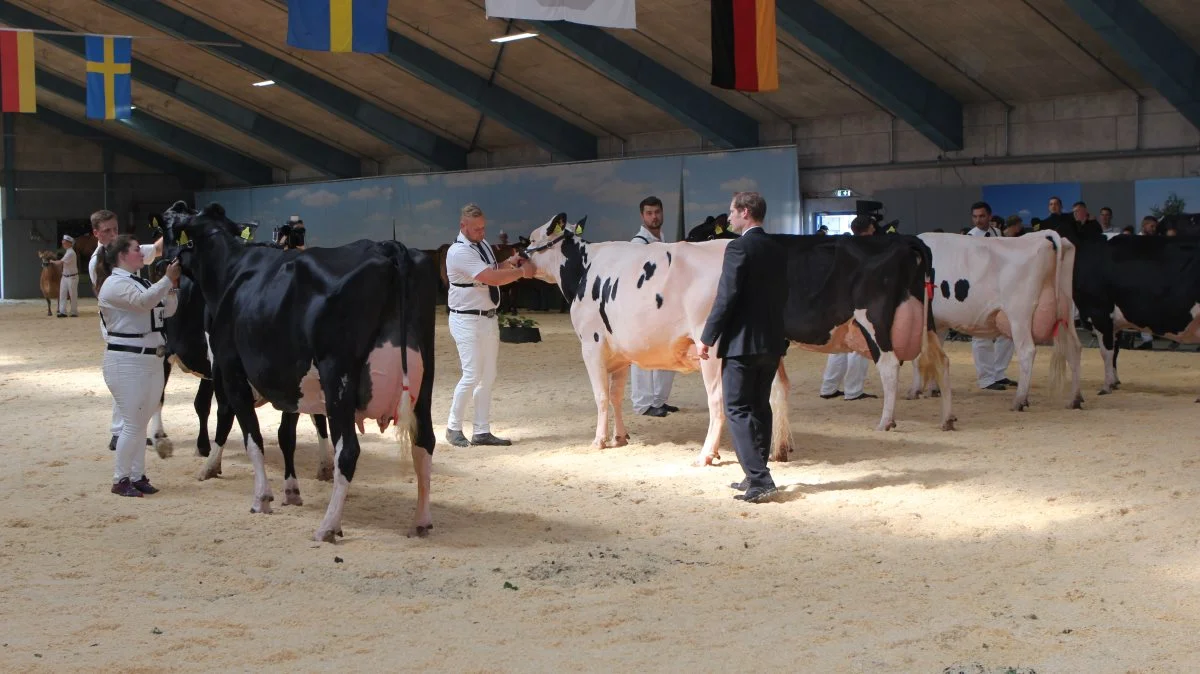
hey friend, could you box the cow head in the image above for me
[685,214,738,242]
[37,250,57,267]
[522,212,587,284]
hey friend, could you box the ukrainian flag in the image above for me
[287,0,389,53]
[85,36,132,120]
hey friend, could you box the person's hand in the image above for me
[502,255,521,269]
[165,260,182,283]
[520,259,537,279]
[697,344,710,360]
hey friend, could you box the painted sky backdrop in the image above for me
[195,146,801,249]
[1134,177,1200,221]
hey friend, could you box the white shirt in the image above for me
[92,243,159,339]
[967,226,1001,238]
[97,268,178,349]
[631,225,663,244]
[60,248,77,277]
[446,233,499,312]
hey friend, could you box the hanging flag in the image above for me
[0,29,36,113]
[287,0,389,53]
[711,0,779,93]
[484,0,636,29]
[85,35,132,120]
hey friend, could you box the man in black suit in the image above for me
[698,192,789,503]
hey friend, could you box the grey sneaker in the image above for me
[445,429,470,447]
[470,432,512,446]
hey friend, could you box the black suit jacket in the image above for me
[701,227,789,359]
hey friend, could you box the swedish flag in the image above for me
[287,0,388,53]
[85,36,132,120]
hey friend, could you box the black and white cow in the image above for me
[1043,222,1200,398]
[519,214,950,467]
[163,202,438,542]
[684,214,737,242]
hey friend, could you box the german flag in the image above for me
[711,0,778,93]
[0,29,35,113]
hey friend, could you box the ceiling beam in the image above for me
[37,69,274,185]
[1060,0,1200,133]
[96,0,468,170]
[34,108,208,187]
[775,0,964,151]
[527,20,759,149]
[0,1,362,179]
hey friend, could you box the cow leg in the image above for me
[875,352,900,431]
[607,366,630,447]
[693,354,725,466]
[314,363,362,543]
[1090,316,1120,394]
[197,371,234,481]
[311,414,333,482]
[581,345,614,449]
[769,360,793,462]
[1009,325,1037,411]
[45,297,51,316]
[149,359,174,459]
[194,378,213,457]
[906,352,925,400]
[278,412,303,506]
[220,365,273,513]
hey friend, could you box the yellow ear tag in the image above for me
[574,224,583,235]
[241,227,252,240]
[714,225,724,234]
[178,231,189,245]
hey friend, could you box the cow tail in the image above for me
[915,241,946,393]
[1048,232,1077,404]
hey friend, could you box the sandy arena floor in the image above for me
[2,298,1199,672]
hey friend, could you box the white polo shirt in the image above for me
[967,226,1001,238]
[631,226,662,244]
[446,233,499,312]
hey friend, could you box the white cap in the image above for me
[61,234,74,243]
[288,215,302,224]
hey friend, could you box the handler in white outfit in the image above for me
[56,235,79,317]
[819,215,876,401]
[628,196,677,417]
[967,201,1015,390]
[97,235,181,497]
[88,209,162,451]
[444,203,536,448]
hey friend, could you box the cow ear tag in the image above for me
[714,224,724,234]
[241,226,252,241]
[574,224,583,235]
[178,231,189,245]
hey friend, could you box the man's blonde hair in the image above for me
[461,203,484,220]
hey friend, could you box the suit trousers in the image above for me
[103,350,164,482]
[971,335,1014,388]
[447,313,499,434]
[722,353,778,490]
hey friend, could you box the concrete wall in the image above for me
[1,115,191,299]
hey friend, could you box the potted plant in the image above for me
[498,311,541,344]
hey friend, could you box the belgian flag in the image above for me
[711,0,779,93]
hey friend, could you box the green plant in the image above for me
[1150,192,1187,219]
[498,311,538,329]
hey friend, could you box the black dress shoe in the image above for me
[471,432,512,446]
[729,479,750,491]
[844,392,878,401]
[131,475,159,495]
[983,382,1007,391]
[819,390,843,399]
[660,404,680,413]
[640,406,668,417]
[733,485,778,503]
[445,429,469,447]
[997,377,1017,386]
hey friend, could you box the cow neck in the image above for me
[555,235,592,305]
[189,227,244,306]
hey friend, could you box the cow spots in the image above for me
[940,280,951,299]
[954,279,970,302]
[599,277,615,334]
[593,332,599,342]
[655,293,663,309]
[591,276,602,301]
[610,278,618,301]
[1044,234,1057,251]
[637,261,657,289]
[558,236,591,305]
[666,251,672,266]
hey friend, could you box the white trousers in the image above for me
[58,274,78,315]
[630,364,675,413]
[820,352,869,398]
[447,313,499,434]
[103,350,164,482]
[971,335,1014,388]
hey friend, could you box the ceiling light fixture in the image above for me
[252,79,276,87]
[491,32,538,44]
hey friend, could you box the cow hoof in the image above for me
[905,391,921,401]
[1012,401,1028,412]
[196,443,211,458]
[931,389,941,398]
[251,497,273,514]
[316,529,338,544]
[692,453,718,467]
[316,465,334,482]
[876,421,897,432]
[1098,389,1111,396]
[196,466,221,481]
[1070,396,1084,409]
[941,419,956,431]
[1113,381,1121,389]
[611,435,629,448]
[153,436,174,459]
[283,488,303,506]
[408,524,433,538]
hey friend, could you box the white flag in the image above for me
[485,0,636,29]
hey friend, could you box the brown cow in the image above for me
[38,251,62,316]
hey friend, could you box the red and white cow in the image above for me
[908,232,1083,411]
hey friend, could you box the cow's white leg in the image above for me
[875,352,900,431]
[1093,328,1119,394]
[196,442,224,481]
[317,440,349,542]
[1009,326,1037,411]
[769,360,793,462]
[906,352,925,400]
[313,415,333,482]
[607,366,630,447]
[244,434,274,513]
[410,443,433,536]
[581,345,613,449]
[149,405,173,459]
[694,354,725,466]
